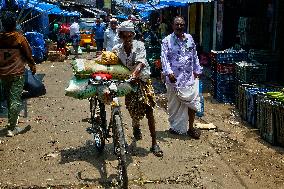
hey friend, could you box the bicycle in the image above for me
[86,76,133,189]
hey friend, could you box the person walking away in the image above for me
[0,11,36,137]
[93,17,106,52]
[112,21,163,157]
[103,18,119,51]
[69,18,80,58]
[161,16,203,139]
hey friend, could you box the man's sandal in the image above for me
[169,128,180,135]
[150,144,163,157]
[187,128,201,139]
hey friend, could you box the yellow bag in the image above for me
[95,51,120,65]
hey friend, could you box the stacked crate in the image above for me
[235,60,267,83]
[236,84,275,127]
[256,94,284,146]
[248,49,280,82]
[210,49,248,103]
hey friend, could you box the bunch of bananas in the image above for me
[266,91,284,102]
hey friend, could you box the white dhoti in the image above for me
[166,79,201,134]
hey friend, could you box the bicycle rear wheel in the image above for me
[112,113,128,188]
[89,96,105,152]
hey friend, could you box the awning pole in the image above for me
[18,0,44,24]
[17,0,30,23]
[20,6,56,26]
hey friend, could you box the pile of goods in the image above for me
[212,48,283,147]
[236,84,275,127]
[257,91,284,146]
[248,49,280,81]
[24,32,47,63]
[236,84,284,147]
[266,90,284,102]
[65,51,132,99]
[47,51,66,62]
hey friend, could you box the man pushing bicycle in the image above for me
[112,21,163,157]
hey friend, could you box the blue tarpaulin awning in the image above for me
[17,0,80,16]
[160,0,214,6]
[116,0,214,19]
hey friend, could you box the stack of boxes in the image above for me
[210,49,248,103]
[257,93,284,146]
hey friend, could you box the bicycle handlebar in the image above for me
[89,77,134,86]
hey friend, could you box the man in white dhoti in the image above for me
[161,16,203,139]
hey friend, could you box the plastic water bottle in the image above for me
[196,80,204,117]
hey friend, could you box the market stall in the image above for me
[17,0,80,35]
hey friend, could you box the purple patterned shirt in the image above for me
[161,33,202,88]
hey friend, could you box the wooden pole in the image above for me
[216,0,224,50]
[212,0,217,50]
[199,3,203,46]
[187,5,190,33]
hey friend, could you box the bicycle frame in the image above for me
[87,78,129,188]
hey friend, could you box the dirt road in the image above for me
[1,58,284,189]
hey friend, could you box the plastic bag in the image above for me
[65,76,135,100]
[24,69,46,97]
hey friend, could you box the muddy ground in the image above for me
[1,55,284,189]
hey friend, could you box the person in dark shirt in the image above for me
[0,11,36,137]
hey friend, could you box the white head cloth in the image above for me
[117,20,135,33]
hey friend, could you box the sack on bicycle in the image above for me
[65,76,136,100]
[71,59,131,80]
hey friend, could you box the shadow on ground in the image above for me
[59,139,149,188]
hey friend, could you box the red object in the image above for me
[154,59,162,69]
[91,72,113,80]
[57,48,66,55]
[59,24,70,34]
[216,63,235,74]
[199,53,210,66]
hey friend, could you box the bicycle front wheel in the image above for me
[112,113,128,189]
[90,97,105,152]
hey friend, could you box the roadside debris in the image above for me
[195,123,216,130]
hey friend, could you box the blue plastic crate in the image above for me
[211,50,248,64]
[216,90,235,103]
[216,73,235,82]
